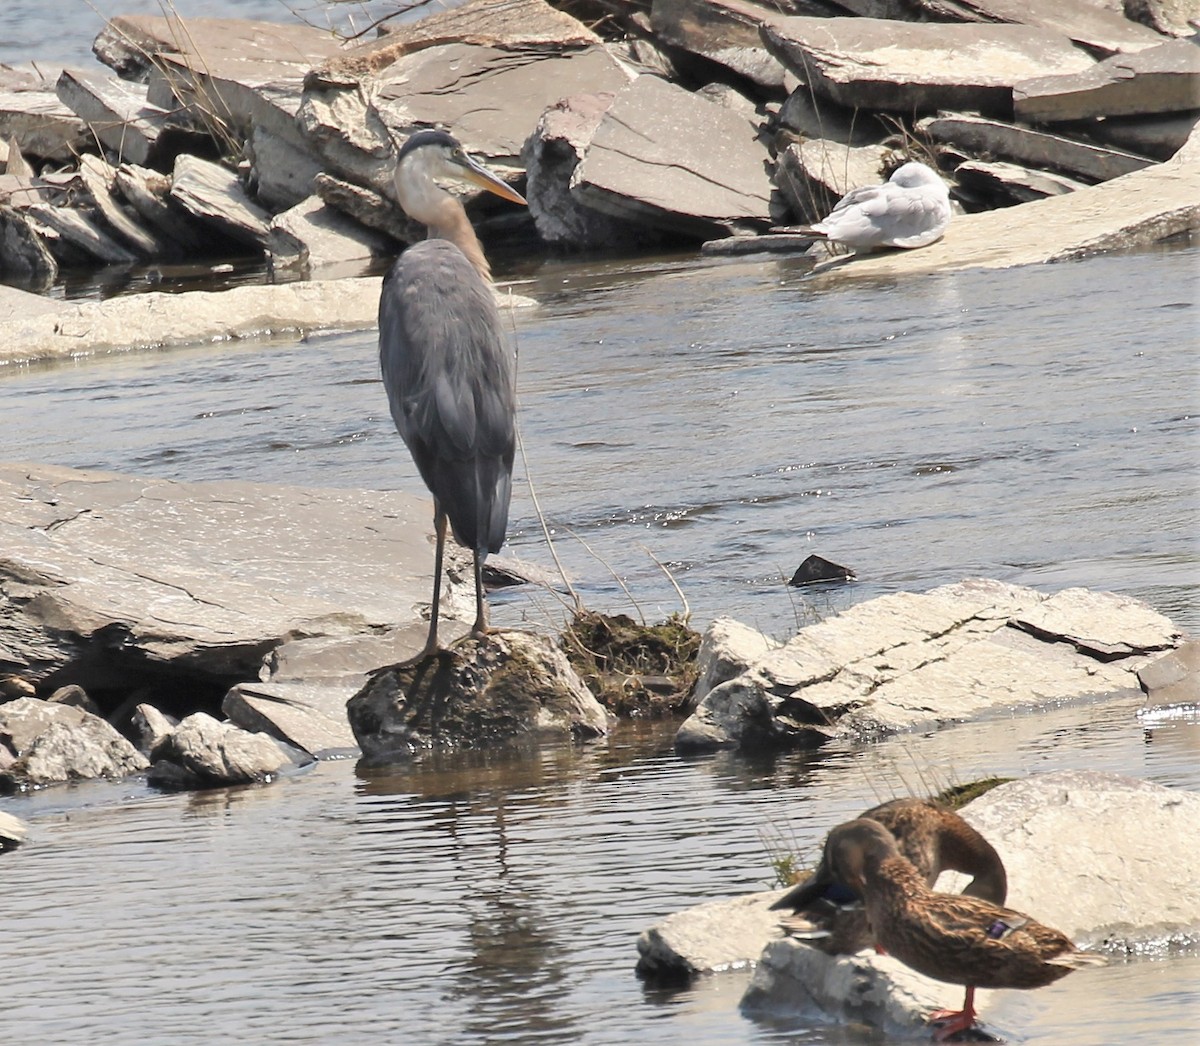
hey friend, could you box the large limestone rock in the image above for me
[147,711,289,790]
[570,75,775,240]
[0,463,467,695]
[761,16,1096,117]
[347,631,610,762]
[742,772,1200,1035]
[170,154,271,251]
[676,579,1179,752]
[0,696,149,791]
[693,616,782,704]
[637,889,786,978]
[1014,39,1200,122]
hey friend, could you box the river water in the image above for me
[1,241,1198,1044]
[1,5,1199,1036]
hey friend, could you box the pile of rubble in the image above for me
[0,0,1197,286]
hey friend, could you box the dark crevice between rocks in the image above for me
[562,609,701,718]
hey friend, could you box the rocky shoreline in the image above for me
[1,0,1198,365]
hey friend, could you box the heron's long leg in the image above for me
[414,506,448,661]
[471,548,488,636]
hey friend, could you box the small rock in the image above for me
[148,712,288,791]
[170,153,272,251]
[268,194,396,276]
[47,684,101,716]
[1137,638,1199,706]
[774,138,890,224]
[130,703,177,758]
[1,809,29,850]
[788,554,856,587]
[955,159,1090,205]
[693,616,781,704]
[223,680,359,758]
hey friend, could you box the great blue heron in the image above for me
[379,129,527,661]
[804,160,950,253]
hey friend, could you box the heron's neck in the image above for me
[396,178,492,283]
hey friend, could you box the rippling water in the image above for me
[1,245,1198,1043]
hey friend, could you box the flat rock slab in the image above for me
[676,579,1179,752]
[1014,39,1200,123]
[649,0,789,89]
[0,462,457,690]
[1137,638,1200,706]
[806,128,1200,282]
[762,16,1096,117]
[97,15,344,151]
[740,772,1200,1036]
[0,89,86,161]
[955,159,1088,203]
[55,66,168,166]
[923,0,1167,56]
[917,112,1153,183]
[572,74,775,240]
[170,154,271,251]
[268,194,395,276]
[223,680,360,758]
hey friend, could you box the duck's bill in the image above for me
[461,155,527,206]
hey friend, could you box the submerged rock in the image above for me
[347,631,610,763]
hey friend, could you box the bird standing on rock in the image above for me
[803,160,951,254]
[771,797,1008,955]
[378,129,527,663]
[821,818,1106,1042]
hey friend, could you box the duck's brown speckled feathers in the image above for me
[772,798,1008,955]
[827,818,1105,1040]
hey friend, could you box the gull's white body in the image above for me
[810,161,951,253]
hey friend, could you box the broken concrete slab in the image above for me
[675,578,1179,752]
[955,158,1090,203]
[170,153,271,250]
[523,91,657,250]
[0,462,463,695]
[648,0,789,90]
[0,696,149,792]
[0,88,86,162]
[268,194,395,277]
[55,66,168,166]
[572,74,775,240]
[1014,38,1200,122]
[761,16,1097,118]
[774,138,890,223]
[918,112,1153,182]
[741,772,1200,1036]
[223,680,359,758]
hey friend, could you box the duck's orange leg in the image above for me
[928,985,976,1041]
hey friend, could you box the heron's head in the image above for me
[393,130,526,209]
[888,161,943,190]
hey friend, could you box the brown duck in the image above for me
[825,818,1106,1041]
[771,798,1008,954]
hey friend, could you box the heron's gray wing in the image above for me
[379,240,516,553]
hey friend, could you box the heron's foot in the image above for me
[927,1008,977,1042]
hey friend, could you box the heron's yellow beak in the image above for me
[459,153,527,206]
